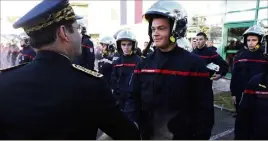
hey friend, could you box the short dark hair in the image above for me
[196,32,208,40]
[28,19,75,49]
[150,14,174,31]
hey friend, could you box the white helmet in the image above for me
[116,29,137,52]
[143,0,188,40]
[100,36,115,46]
[243,25,264,46]
[99,36,115,52]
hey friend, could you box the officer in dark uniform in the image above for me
[18,37,36,64]
[234,30,268,140]
[0,0,140,139]
[73,26,95,70]
[131,1,214,139]
[111,29,141,122]
[230,25,266,114]
[97,36,115,85]
[192,32,229,79]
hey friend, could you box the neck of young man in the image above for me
[197,44,206,49]
[159,43,176,52]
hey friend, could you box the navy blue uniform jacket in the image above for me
[235,72,268,139]
[73,35,95,70]
[192,46,228,77]
[132,46,214,139]
[230,49,267,101]
[0,51,140,140]
[19,46,36,64]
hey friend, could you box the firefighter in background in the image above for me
[131,1,214,139]
[18,37,36,64]
[98,36,115,85]
[235,29,268,140]
[73,26,95,70]
[230,25,266,115]
[111,29,141,122]
[192,32,228,79]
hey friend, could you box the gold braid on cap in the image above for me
[24,5,76,34]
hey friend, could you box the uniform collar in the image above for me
[156,44,179,56]
[34,50,71,64]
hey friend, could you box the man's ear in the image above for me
[58,25,70,42]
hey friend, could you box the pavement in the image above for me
[211,78,235,140]
[210,108,235,140]
[212,78,230,95]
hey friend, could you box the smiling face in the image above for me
[151,18,171,49]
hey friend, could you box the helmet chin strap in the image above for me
[169,36,176,43]
[249,44,260,52]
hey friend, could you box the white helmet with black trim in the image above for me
[243,25,264,47]
[116,29,137,53]
[99,36,115,53]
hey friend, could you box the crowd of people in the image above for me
[0,0,268,140]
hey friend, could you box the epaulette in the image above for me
[72,64,103,78]
[0,63,28,73]
[259,84,267,88]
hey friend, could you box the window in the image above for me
[225,11,255,22]
[260,0,268,7]
[258,8,268,20]
[226,0,257,12]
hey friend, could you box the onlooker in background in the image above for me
[191,38,197,49]
[225,39,237,69]
[207,40,217,52]
[142,41,153,57]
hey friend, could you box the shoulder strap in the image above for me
[72,64,103,78]
[0,63,28,73]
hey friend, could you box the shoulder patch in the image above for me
[0,63,28,73]
[72,64,103,78]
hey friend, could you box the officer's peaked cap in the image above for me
[13,0,82,34]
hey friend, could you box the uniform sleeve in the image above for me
[190,59,214,139]
[211,52,229,76]
[96,79,141,140]
[110,59,119,92]
[82,39,95,70]
[130,61,142,123]
[230,55,238,96]
[234,77,256,140]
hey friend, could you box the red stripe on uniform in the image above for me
[82,44,93,49]
[22,54,34,59]
[244,89,268,95]
[199,54,219,59]
[234,59,268,64]
[114,64,136,67]
[134,69,209,77]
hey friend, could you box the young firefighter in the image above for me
[111,29,141,123]
[131,1,214,139]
